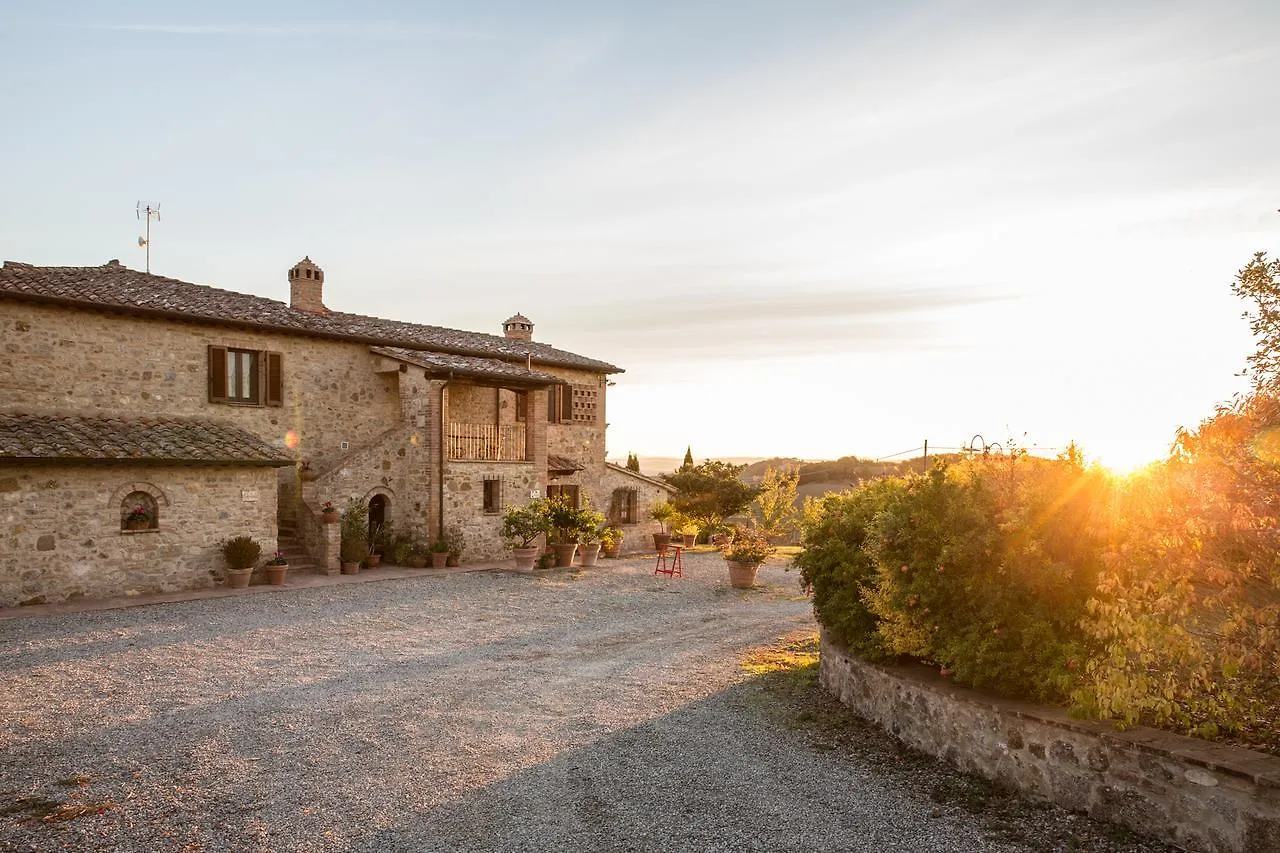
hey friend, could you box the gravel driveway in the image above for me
[1,554,1170,852]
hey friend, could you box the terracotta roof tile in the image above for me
[0,260,620,373]
[0,413,294,466]
[370,346,565,387]
[547,454,585,474]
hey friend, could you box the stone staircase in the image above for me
[276,524,324,575]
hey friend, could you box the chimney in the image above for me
[502,313,533,341]
[288,256,327,314]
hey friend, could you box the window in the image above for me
[121,490,159,532]
[514,390,528,423]
[610,487,638,524]
[208,346,283,406]
[545,484,579,508]
[483,478,501,513]
[547,385,574,424]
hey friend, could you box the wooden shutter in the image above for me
[515,391,527,422]
[627,489,638,524]
[547,387,558,423]
[610,488,623,523]
[208,345,228,403]
[560,385,573,422]
[264,351,284,407]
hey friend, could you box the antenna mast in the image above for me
[136,202,161,273]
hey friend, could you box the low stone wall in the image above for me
[819,631,1280,853]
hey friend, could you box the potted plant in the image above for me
[674,514,700,549]
[502,499,551,571]
[389,532,414,566]
[320,500,339,524]
[600,525,624,558]
[408,539,429,569]
[445,524,465,567]
[264,551,289,585]
[221,535,261,588]
[720,525,775,589]
[124,504,152,532]
[339,499,368,574]
[299,461,319,482]
[546,495,582,568]
[428,538,451,569]
[650,501,676,551]
[575,504,607,568]
[365,521,386,568]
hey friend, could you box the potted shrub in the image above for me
[502,499,551,571]
[408,539,429,569]
[365,521,387,568]
[600,525,624,558]
[546,495,582,568]
[221,535,261,588]
[650,501,676,551]
[674,514,700,549]
[576,504,607,568]
[320,500,339,524]
[264,551,289,585]
[428,538,450,569]
[389,532,414,566]
[124,504,152,532]
[339,499,368,574]
[720,526,775,589]
[299,461,319,482]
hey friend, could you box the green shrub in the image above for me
[220,535,261,570]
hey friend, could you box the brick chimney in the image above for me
[502,313,533,341]
[288,256,327,314]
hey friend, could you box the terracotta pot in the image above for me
[430,551,448,569]
[341,561,360,575]
[125,518,150,531]
[511,546,540,571]
[446,554,460,567]
[578,543,601,567]
[365,554,381,569]
[410,555,428,569]
[602,545,620,558]
[321,510,339,524]
[265,564,289,585]
[551,542,578,568]
[726,560,760,589]
[299,469,318,482]
[682,534,697,548]
[225,567,253,588]
[652,533,672,551]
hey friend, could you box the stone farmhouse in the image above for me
[0,257,670,608]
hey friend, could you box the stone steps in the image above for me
[276,526,322,574]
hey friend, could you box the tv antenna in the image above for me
[136,202,161,273]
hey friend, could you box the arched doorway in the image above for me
[368,494,388,533]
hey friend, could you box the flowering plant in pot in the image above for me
[650,501,676,551]
[299,460,318,482]
[320,500,339,524]
[502,499,552,571]
[600,525,624,558]
[264,550,289,585]
[720,526,775,589]
[221,535,261,588]
[124,504,152,531]
[673,514,700,548]
[408,539,429,568]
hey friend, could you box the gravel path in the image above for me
[1,554,1170,852]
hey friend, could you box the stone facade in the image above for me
[0,266,643,583]
[819,631,1280,853]
[0,462,278,607]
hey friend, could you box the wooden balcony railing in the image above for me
[447,423,527,462]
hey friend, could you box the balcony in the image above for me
[447,423,527,462]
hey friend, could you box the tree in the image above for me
[663,460,760,531]
[1232,251,1280,393]
[752,466,800,539]
[625,452,640,473]
[682,446,694,470]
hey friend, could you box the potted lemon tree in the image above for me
[502,499,551,571]
[720,526,775,589]
[650,501,676,551]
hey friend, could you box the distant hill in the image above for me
[607,456,767,476]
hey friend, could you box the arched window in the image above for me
[121,491,159,532]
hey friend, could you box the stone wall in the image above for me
[442,461,539,561]
[448,384,498,425]
[0,462,279,607]
[819,631,1280,853]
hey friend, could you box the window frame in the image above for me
[208,345,283,407]
[483,478,502,514]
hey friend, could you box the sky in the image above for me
[2,0,1279,471]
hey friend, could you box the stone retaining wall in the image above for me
[819,631,1280,853]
